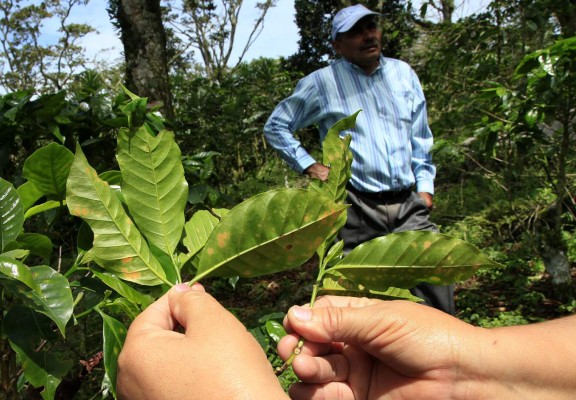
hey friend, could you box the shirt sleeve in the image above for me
[263,76,321,174]
[409,69,436,195]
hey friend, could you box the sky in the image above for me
[65,0,300,67]
[49,0,489,67]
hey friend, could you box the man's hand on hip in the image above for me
[305,163,330,182]
[418,192,434,209]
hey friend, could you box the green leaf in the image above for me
[16,181,44,211]
[310,113,357,257]
[66,144,169,286]
[120,98,148,128]
[24,200,63,220]
[99,170,123,185]
[29,266,74,336]
[8,233,53,261]
[76,221,94,264]
[100,312,127,399]
[1,249,29,259]
[0,256,41,292]
[183,209,222,258]
[324,239,345,266]
[5,305,72,400]
[320,271,423,302]
[324,231,504,290]
[310,111,358,204]
[116,127,188,258]
[538,54,556,76]
[0,178,24,252]
[22,143,74,200]
[265,320,286,343]
[196,188,347,280]
[91,270,154,308]
[105,297,143,320]
[1,264,73,337]
[495,86,507,98]
[149,241,180,283]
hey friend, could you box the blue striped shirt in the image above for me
[264,55,435,194]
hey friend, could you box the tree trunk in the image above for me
[535,203,574,300]
[551,0,576,37]
[116,0,174,120]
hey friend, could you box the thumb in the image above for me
[286,304,383,346]
[167,283,240,333]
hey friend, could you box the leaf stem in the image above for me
[275,250,328,376]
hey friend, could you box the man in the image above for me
[264,4,454,313]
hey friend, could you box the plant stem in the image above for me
[275,251,327,376]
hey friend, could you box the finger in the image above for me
[283,297,379,334]
[285,302,388,345]
[292,353,349,383]
[313,295,380,309]
[278,333,334,360]
[168,284,235,333]
[126,287,176,335]
[288,382,355,400]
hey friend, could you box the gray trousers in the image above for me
[339,187,456,315]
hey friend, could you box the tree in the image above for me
[410,0,574,298]
[0,0,95,93]
[111,0,174,119]
[165,0,277,82]
[172,57,300,198]
[501,39,575,294]
[287,0,414,74]
[410,0,455,24]
[544,0,576,37]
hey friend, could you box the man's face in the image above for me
[333,16,382,74]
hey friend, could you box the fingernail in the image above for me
[190,282,205,292]
[174,283,191,292]
[291,306,312,321]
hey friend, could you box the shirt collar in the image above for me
[341,54,386,76]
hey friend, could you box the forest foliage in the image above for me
[0,0,575,398]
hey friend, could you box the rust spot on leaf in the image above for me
[121,269,141,280]
[285,244,293,251]
[217,232,230,248]
[72,206,89,217]
[122,257,133,264]
[207,248,215,256]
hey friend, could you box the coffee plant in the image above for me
[0,89,502,399]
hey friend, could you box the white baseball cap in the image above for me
[331,4,381,41]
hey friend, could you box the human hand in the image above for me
[277,296,480,400]
[418,191,434,209]
[117,283,288,400]
[304,163,330,182]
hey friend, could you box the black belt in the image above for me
[347,184,412,200]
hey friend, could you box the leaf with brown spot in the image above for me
[320,271,423,302]
[309,111,359,204]
[323,231,504,290]
[66,144,169,286]
[195,189,348,280]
